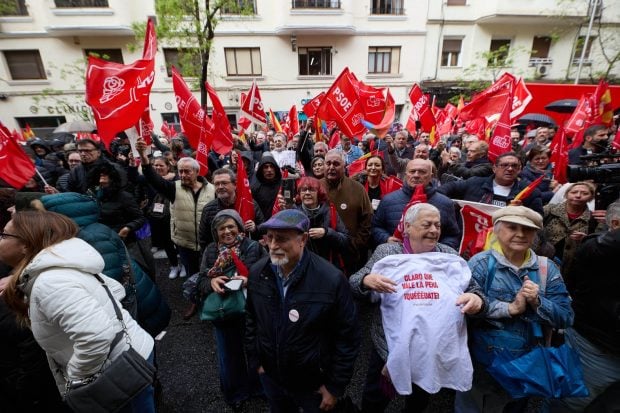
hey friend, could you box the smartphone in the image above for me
[224,279,243,291]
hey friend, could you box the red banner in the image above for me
[0,122,35,189]
[206,82,233,155]
[172,67,212,149]
[85,56,155,148]
[240,81,267,125]
[458,72,516,123]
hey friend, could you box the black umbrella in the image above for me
[517,113,557,127]
[544,99,579,114]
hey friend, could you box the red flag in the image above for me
[459,204,493,257]
[458,72,516,122]
[328,130,341,149]
[317,67,367,138]
[383,175,403,195]
[392,184,427,240]
[611,127,620,152]
[565,94,593,136]
[351,75,387,125]
[347,150,379,176]
[513,175,544,202]
[488,96,513,163]
[11,129,25,144]
[510,77,533,120]
[237,116,251,131]
[85,56,155,148]
[405,107,417,136]
[195,110,211,176]
[408,84,436,134]
[234,150,255,222]
[550,127,569,184]
[138,106,153,145]
[303,92,325,117]
[362,89,396,138]
[0,122,35,189]
[206,82,234,155]
[230,249,249,277]
[23,124,35,139]
[286,105,300,140]
[142,18,157,61]
[592,79,614,127]
[457,96,465,113]
[240,81,267,126]
[172,67,211,149]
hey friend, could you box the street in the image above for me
[152,256,456,413]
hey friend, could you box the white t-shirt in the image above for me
[372,252,474,394]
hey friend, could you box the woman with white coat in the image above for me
[2,211,156,413]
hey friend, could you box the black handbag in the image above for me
[63,274,156,413]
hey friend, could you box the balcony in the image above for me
[572,58,592,66]
[292,0,340,8]
[370,6,405,15]
[528,57,553,67]
[54,0,109,6]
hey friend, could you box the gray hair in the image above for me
[314,141,328,151]
[326,149,346,163]
[404,203,440,224]
[212,168,237,183]
[606,200,620,228]
[177,157,200,172]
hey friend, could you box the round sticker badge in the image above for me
[289,309,300,323]
[340,203,347,210]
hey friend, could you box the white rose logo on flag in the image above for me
[100,76,125,104]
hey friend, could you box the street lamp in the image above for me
[574,0,600,84]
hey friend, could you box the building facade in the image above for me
[0,0,618,137]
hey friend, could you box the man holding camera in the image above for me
[568,124,610,166]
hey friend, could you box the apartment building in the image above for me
[0,0,617,137]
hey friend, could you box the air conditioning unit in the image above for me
[535,64,550,77]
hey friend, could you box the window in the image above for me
[447,0,466,4]
[3,50,46,80]
[441,39,462,67]
[298,47,332,76]
[530,36,551,59]
[221,0,256,14]
[16,116,66,137]
[488,39,511,67]
[368,47,400,74]
[54,0,108,7]
[84,49,124,64]
[370,0,404,15]
[0,0,28,16]
[163,48,201,77]
[225,48,262,76]
[573,36,595,65]
[292,0,340,8]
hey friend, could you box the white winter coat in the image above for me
[18,237,154,393]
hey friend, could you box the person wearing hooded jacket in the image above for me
[251,153,283,220]
[2,211,156,412]
[196,209,267,410]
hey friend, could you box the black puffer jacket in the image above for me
[245,250,360,398]
[251,154,282,219]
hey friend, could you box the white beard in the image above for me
[270,254,289,267]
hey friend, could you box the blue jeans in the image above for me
[213,317,260,405]
[259,371,322,413]
[118,350,156,413]
[176,245,201,276]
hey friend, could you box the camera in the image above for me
[567,151,620,210]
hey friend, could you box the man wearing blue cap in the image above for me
[245,209,360,412]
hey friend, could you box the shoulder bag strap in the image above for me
[93,273,130,350]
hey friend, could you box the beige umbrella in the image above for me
[53,120,96,133]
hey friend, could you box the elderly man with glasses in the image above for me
[438,152,544,215]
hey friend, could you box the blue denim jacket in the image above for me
[468,249,574,365]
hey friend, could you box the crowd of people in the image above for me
[0,118,618,413]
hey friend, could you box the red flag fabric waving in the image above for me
[268,109,283,133]
[592,79,614,127]
[361,89,396,138]
[611,127,620,152]
[459,204,494,258]
[513,175,544,202]
[195,112,211,176]
[328,130,341,149]
[172,67,212,149]
[393,185,427,240]
[286,105,300,140]
[238,116,251,131]
[240,81,267,126]
[206,82,234,155]
[488,96,514,163]
[138,106,153,145]
[0,122,35,189]
[303,92,325,117]
[565,94,593,136]
[352,74,387,125]
[317,67,367,138]
[347,150,379,177]
[458,72,516,122]
[234,150,255,222]
[142,18,157,60]
[550,127,569,184]
[408,84,436,133]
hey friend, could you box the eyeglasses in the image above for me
[0,232,21,240]
[78,148,97,153]
[299,187,317,193]
[496,163,521,170]
[263,233,298,245]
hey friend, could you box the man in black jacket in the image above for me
[245,209,360,412]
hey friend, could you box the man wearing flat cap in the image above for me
[245,209,360,412]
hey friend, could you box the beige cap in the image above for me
[492,206,543,230]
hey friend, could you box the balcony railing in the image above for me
[0,0,28,16]
[54,0,109,7]
[292,0,340,9]
[572,58,592,66]
[528,57,553,67]
[371,6,405,15]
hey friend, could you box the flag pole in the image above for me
[34,168,49,187]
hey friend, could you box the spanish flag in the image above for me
[268,108,283,133]
[346,150,380,177]
[513,175,544,202]
[23,123,35,140]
